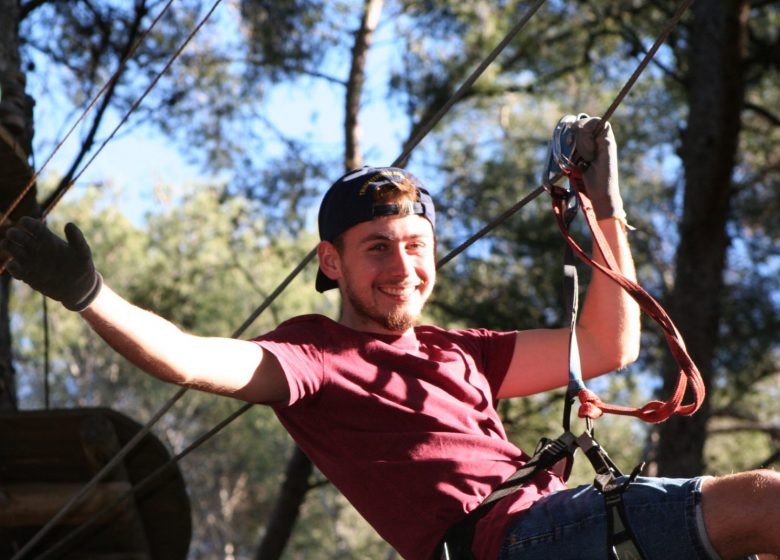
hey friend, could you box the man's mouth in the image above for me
[378,284,418,299]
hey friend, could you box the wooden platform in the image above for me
[0,122,37,223]
[0,408,191,559]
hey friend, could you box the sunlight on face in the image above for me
[336,215,435,335]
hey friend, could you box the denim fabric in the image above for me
[498,476,721,560]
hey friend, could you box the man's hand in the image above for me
[1,217,102,311]
[572,116,624,220]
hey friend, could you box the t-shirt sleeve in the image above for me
[472,328,518,399]
[251,318,326,408]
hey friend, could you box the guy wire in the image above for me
[0,0,177,232]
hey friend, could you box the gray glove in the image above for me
[1,217,102,311]
[572,116,624,220]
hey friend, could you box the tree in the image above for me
[0,0,36,411]
[657,1,777,476]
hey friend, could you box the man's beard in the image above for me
[343,282,421,333]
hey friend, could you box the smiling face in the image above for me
[318,214,436,335]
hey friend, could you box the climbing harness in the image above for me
[545,117,646,560]
[438,113,708,560]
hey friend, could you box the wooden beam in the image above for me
[0,481,134,526]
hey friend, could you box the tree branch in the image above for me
[344,0,384,170]
[752,449,780,470]
[42,0,149,210]
[743,101,780,126]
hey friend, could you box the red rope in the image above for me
[551,181,705,424]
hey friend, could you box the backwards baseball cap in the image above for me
[316,166,436,292]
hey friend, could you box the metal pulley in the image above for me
[542,113,590,194]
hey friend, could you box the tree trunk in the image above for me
[255,446,313,560]
[255,1,385,558]
[654,0,749,477]
[0,274,16,410]
[344,0,385,170]
[0,0,26,411]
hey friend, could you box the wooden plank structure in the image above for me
[0,408,191,559]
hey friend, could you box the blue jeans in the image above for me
[498,476,722,560]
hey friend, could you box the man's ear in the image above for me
[317,241,342,282]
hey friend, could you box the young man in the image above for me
[2,119,779,559]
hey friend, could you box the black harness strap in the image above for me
[577,432,647,560]
[600,477,645,560]
[437,432,579,560]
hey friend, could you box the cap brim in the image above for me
[315,268,338,293]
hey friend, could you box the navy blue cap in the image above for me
[316,166,436,292]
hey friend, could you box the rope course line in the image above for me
[38,0,225,220]
[0,0,177,232]
[17,0,697,556]
[0,0,222,274]
[600,0,695,124]
[392,0,547,168]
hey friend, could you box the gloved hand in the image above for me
[571,116,624,221]
[1,217,102,311]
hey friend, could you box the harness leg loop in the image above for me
[594,461,647,560]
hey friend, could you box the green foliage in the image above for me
[704,371,780,475]
[239,0,334,78]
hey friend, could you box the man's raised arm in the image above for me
[1,217,289,404]
[498,118,641,399]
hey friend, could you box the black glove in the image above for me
[571,116,624,221]
[1,217,102,311]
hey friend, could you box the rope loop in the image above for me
[554,186,706,425]
[577,388,604,420]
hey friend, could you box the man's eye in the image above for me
[368,243,387,252]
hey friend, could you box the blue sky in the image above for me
[27,3,409,226]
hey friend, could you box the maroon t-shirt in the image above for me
[254,315,565,559]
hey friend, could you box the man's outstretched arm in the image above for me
[2,217,289,404]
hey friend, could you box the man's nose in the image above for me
[387,246,415,276]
